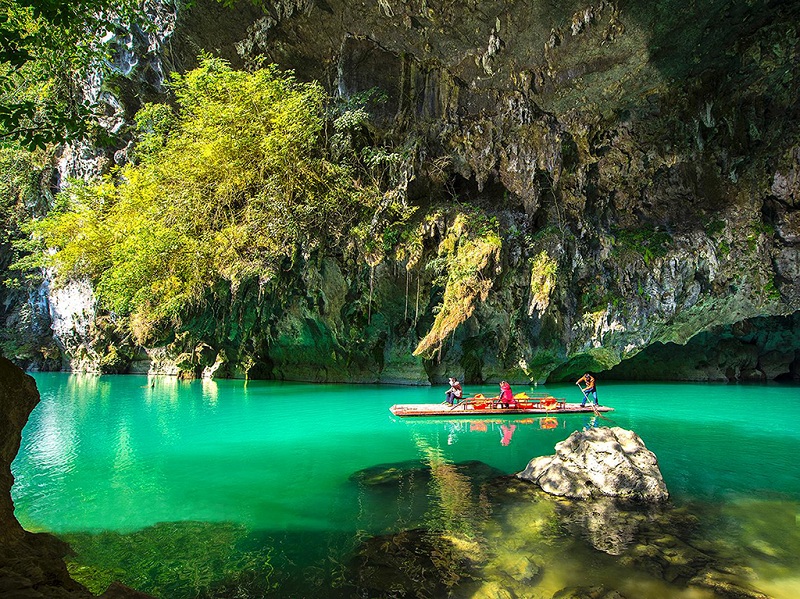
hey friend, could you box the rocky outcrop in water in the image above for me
[517,427,669,501]
[0,357,153,598]
[350,468,771,599]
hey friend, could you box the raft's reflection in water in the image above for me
[439,416,568,446]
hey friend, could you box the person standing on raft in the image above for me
[576,373,599,407]
[445,377,463,405]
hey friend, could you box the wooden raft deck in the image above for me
[389,399,613,417]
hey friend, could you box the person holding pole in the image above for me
[576,373,598,407]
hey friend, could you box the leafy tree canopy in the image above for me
[0,0,140,149]
[28,57,392,343]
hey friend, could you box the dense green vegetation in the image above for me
[414,212,502,358]
[0,0,141,148]
[0,144,44,258]
[0,144,50,359]
[28,57,394,343]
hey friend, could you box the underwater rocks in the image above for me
[584,501,770,598]
[350,459,506,488]
[687,571,770,599]
[552,588,628,599]
[349,527,482,598]
[350,465,774,599]
[517,427,668,502]
[483,476,771,599]
[556,496,677,557]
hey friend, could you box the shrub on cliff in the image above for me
[414,212,502,358]
[27,57,387,343]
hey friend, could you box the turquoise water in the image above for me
[11,374,800,598]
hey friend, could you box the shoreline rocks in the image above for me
[0,356,153,598]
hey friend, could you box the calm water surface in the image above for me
[11,375,800,598]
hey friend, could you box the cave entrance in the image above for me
[604,312,800,382]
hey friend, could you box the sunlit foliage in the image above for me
[0,0,141,148]
[528,250,558,315]
[414,212,502,357]
[0,143,50,359]
[30,57,385,343]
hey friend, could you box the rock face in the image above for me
[517,427,669,501]
[605,312,800,381]
[0,356,38,546]
[5,0,800,383]
[0,356,153,598]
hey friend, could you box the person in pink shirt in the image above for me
[497,380,516,408]
[500,424,517,446]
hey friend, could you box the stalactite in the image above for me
[404,266,410,321]
[368,264,374,325]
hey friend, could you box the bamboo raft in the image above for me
[389,394,613,417]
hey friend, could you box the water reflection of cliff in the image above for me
[412,434,491,539]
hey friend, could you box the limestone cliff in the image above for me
[7,0,800,383]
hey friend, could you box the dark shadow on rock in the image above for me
[555,496,695,557]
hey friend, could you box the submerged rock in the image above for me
[486,476,771,597]
[687,570,771,599]
[557,496,671,556]
[351,464,774,599]
[349,528,481,597]
[517,427,669,502]
[350,459,506,488]
[552,587,628,599]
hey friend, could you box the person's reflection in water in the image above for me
[500,424,516,446]
[447,421,463,445]
[583,415,598,430]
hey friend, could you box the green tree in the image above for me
[30,57,385,343]
[0,0,139,148]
